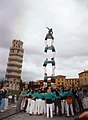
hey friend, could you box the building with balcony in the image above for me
[5,39,24,90]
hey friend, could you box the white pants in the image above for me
[52,52,56,58]
[34,99,38,114]
[43,67,47,74]
[66,102,74,116]
[52,66,55,75]
[30,100,36,114]
[37,99,43,114]
[45,39,54,46]
[4,98,8,110]
[26,98,31,113]
[46,104,53,118]
[41,100,46,114]
[61,100,66,114]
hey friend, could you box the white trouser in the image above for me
[46,104,53,118]
[41,100,46,114]
[37,99,42,114]
[43,67,47,74]
[34,99,38,114]
[4,98,8,110]
[51,39,54,46]
[26,98,31,113]
[52,52,56,58]
[45,39,54,46]
[61,100,66,114]
[30,100,36,114]
[45,40,47,46]
[66,102,74,116]
[21,99,25,110]
[52,66,55,75]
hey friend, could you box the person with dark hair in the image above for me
[53,88,62,116]
[37,89,43,115]
[16,88,27,112]
[45,27,54,46]
[61,88,66,115]
[26,89,32,113]
[0,89,6,112]
[45,27,54,40]
[4,89,9,110]
[77,87,84,113]
[44,89,54,118]
[63,88,74,117]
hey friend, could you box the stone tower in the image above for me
[5,39,24,90]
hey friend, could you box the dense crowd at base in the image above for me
[15,86,88,118]
[0,86,88,119]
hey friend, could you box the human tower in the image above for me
[43,27,56,86]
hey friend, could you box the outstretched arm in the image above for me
[46,27,50,30]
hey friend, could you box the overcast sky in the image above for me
[0,0,88,81]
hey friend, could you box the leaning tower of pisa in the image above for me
[5,39,24,90]
[43,27,56,86]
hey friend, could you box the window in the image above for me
[18,44,20,48]
[13,43,15,47]
[17,50,19,53]
[58,82,60,84]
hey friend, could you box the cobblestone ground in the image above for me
[0,105,78,120]
[0,113,78,120]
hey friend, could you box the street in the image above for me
[0,105,78,120]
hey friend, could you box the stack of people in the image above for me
[43,27,56,85]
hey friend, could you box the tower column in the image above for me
[5,39,24,90]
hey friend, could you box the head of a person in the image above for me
[38,89,41,93]
[47,89,51,93]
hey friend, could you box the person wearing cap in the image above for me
[45,27,54,46]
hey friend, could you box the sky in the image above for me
[0,0,88,82]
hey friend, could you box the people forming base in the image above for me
[15,87,88,119]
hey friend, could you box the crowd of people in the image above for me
[0,86,88,119]
[16,86,88,118]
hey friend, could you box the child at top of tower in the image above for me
[45,27,54,40]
